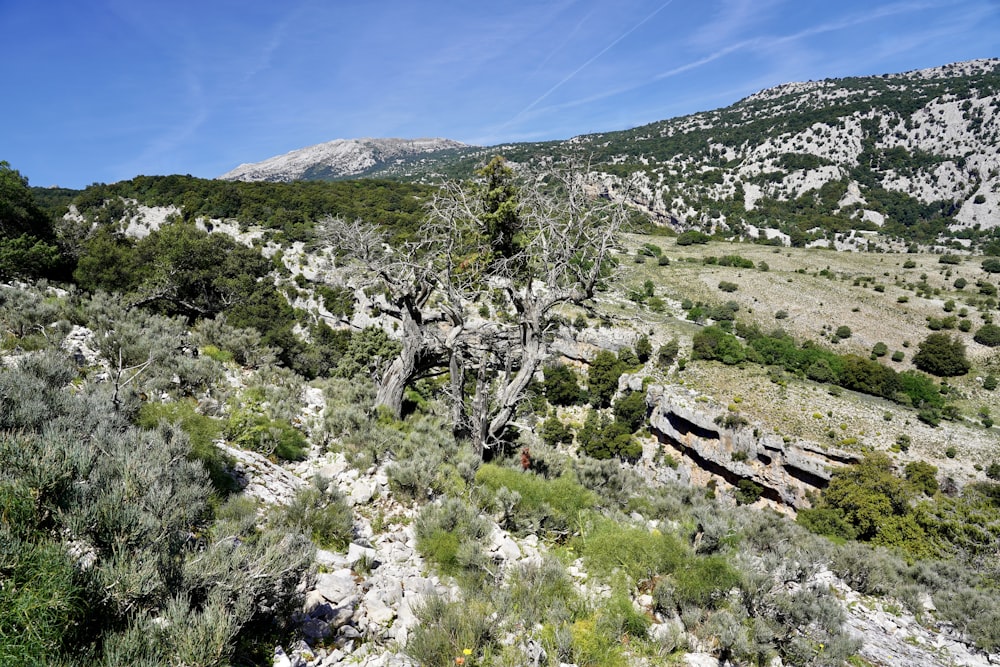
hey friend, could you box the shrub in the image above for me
[656,338,680,368]
[718,280,738,292]
[576,519,686,583]
[543,363,585,406]
[541,413,574,447]
[834,325,852,340]
[474,464,594,537]
[676,230,710,246]
[226,410,308,461]
[279,481,354,550]
[612,391,647,433]
[903,461,939,496]
[634,335,652,363]
[912,333,971,376]
[735,479,764,505]
[985,374,998,391]
[405,595,496,666]
[954,277,968,289]
[672,556,741,609]
[415,498,490,577]
[587,350,625,408]
[576,409,642,461]
[973,323,1000,347]
[982,258,1000,273]
[774,309,788,320]
[891,350,905,362]
[137,400,235,494]
[692,326,745,365]
[872,342,888,358]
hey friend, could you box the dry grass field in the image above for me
[599,234,1000,482]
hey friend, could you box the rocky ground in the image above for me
[218,383,999,667]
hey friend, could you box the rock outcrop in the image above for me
[646,383,860,509]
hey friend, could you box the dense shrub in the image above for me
[278,480,354,550]
[656,338,680,367]
[540,414,574,447]
[676,230,711,246]
[692,326,745,365]
[137,400,235,494]
[576,409,642,461]
[0,352,313,665]
[0,162,63,280]
[587,350,625,408]
[226,407,308,461]
[612,391,647,433]
[912,333,971,376]
[973,323,1000,347]
[634,334,652,363]
[405,595,497,666]
[672,556,742,609]
[415,497,490,577]
[576,518,686,584]
[543,363,585,406]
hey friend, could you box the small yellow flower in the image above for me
[463,648,473,656]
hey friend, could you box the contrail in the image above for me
[508,0,675,125]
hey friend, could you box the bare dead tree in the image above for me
[437,164,634,453]
[315,216,459,418]
[318,163,633,452]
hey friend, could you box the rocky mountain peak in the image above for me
[219,137,470,183]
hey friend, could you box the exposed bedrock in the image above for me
[645,383,860,509]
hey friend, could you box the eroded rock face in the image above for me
[646,384,859,509]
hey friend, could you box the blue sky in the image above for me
[2,0,997,188]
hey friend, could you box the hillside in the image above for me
[223,59,1000,250]
[4,60,1000,667]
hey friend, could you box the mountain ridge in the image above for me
[219,137,470,183]
[220,58,1000,246]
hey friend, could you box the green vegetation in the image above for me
[974,323,1000,347]
[0,349,313,665]
[475,464,595,537]
[0,162,63,280]
[73,174,433,243]
[800,453,1000,567]
[912,333,971,377]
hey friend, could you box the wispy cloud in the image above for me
[504,0,677,127]
[687,0,786,49]
[487,0,970,142]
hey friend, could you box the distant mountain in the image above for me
[219,137,473,182]
[221,59,1000,246]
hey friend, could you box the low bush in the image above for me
[405,594,497,667]
[278,480,354,551]
[974,323,1000,347]
[226,409,308,461]
[138,400,235,494]
[575,518,685,584]
[475,464,594,537]
[415,497,490,577]
[672,555,742,609]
